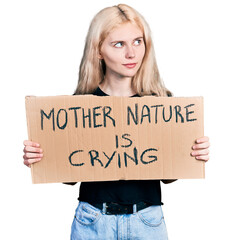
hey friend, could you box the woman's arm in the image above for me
[162,179,177,184]
[63,182,77,185]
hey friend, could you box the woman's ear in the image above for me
[98,41,103,59]
[98,52,103,59]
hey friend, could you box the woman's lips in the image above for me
[123,63,137,69]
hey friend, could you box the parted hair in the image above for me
[74,4,171,96]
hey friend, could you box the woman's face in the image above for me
[100,22,145,79]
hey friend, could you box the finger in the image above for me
[23,140,40,147]
[192,141,210,150]
[23,160,31,168]
[195,155,209,162]
[24,158,41,167]
[24,145,43,153]
[23,152,43,159]
[196,136,209,144]
[191,148,209,156]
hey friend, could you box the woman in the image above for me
[23,4,210,239]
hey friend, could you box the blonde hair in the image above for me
[74,4,171,96]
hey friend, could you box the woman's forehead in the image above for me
[107,22,143,41]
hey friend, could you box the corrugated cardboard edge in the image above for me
[25,96,34,183]
[202,96,205,178]
[196,96,205,179]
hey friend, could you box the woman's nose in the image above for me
[125,46,135,59]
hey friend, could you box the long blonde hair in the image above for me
[74,4,171,96]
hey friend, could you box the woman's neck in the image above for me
[99,75,136,97]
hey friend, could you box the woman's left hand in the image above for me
[191,136,210,162]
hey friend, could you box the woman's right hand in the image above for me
[23,140,43,168]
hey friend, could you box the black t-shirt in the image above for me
[78,87,163,205]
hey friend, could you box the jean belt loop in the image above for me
[133,203,137,213]
[102,202,107,214]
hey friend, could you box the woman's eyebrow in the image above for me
[110,36,143,44]
[134,36,144,39]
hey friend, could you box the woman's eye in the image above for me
[114,42,123,48]
[134,39,141,46]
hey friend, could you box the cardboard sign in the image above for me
[25,95,205,184]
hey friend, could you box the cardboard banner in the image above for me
[25,95,205,184]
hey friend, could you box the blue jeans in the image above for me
[71,201,168,240]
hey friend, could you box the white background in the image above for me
[1,0,232,239]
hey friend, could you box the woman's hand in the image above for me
[191,136,210,162]
[23,140,43,167]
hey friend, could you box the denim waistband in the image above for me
[91,202,152,215]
